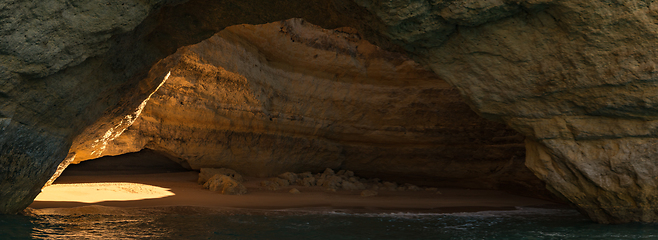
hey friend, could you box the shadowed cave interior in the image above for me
[57,19,555,198]
[62,149,190,176]
[36,148,561,214]
[39,20,562,211]
[6,0,658,226]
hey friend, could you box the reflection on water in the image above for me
[32,214,167,240]
[2,207,658,239]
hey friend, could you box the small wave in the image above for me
[446,206,580,218]
[265,206,580,219]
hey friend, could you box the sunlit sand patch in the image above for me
[35,182,175,203]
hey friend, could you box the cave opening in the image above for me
[32,150,182,207]
[3,0,658,229]
[31,19,559,210]
[60,149,190,176]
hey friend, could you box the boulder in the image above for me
[297,172,314,179]
[321,176,343,190]
[341,181,359,191]
[382,182,398,191]
[278,172,298,185]
[405,184,421,191]
[360,190,378,197]
[297,177,317,187]
[320,168,335,179]
[203,174,247,195]
[260,177,290,191]
[198,168,244,184]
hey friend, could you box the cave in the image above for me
[37,18,552,205]
[3,0,658,231]
[62,18,547,194]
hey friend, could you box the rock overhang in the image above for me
[2,0,658,224]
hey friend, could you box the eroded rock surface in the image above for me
[259,168,429,193]
[4,0,657,224]
[439,2,658,224]
[198,168,244,184]
[347,0,658,223]
[87,19,538,195]
[0,0,362,214]
[0,0,186,214]
[202,174,247,195]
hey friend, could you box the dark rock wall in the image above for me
[5,0,657,223]
[345,0,658,223]
[0,0,186,213]
[0,0,351,214]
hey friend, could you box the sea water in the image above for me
[2,207,658,240]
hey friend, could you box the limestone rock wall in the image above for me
[0,0,347,214]
[346,0,658,223]
[0,0,187,214]
[0,0,368,214]
[89,19,540,194]
[436,2,658,224]
[4,0,658,224]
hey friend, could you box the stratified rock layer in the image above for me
[88,19,539,193]
[438,3,658,224]
[0,0,360,214]
[0,0,186,214]
[346,0,658,223]
[4,0,658,224]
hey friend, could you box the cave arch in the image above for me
[62,18,543,198]
[0,0,364,214]
[5,0,658,224]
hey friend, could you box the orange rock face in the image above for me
[78,19,541,194]
[3,0,658,224]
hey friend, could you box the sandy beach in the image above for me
[28,151,565,215]
[31,171,559,212]
[29,173,566,216]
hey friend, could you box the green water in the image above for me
[3,207,658,239]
